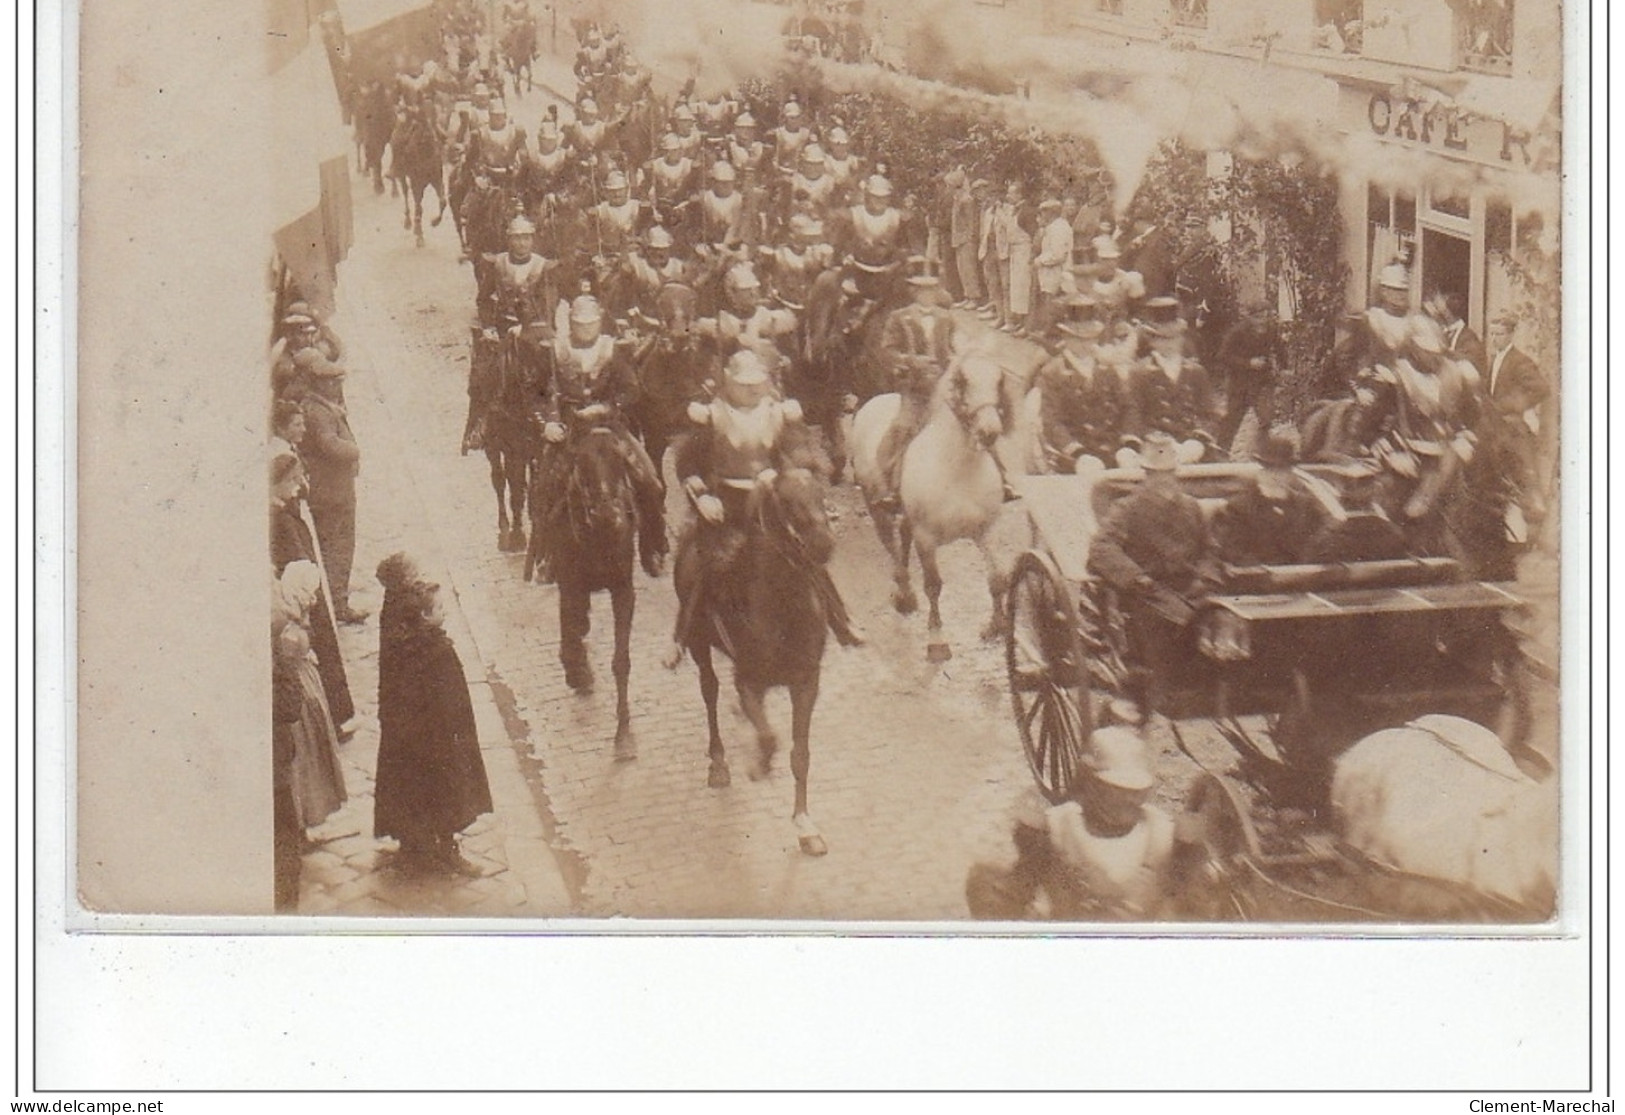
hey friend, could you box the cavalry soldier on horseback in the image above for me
[646,133,698,226]
[786,143,837,226]
[622,226,692,322]
[822,126,862,204]
[727,113,768,177]
[770,98,812,172]
[574,26,610,84]
[664,349,864,669]
[469,99,528,191]
[523,115,574,217]
[837,174,906,302]
[1036,294,1130,471]
[697,263,799,371]
[871,264,957,512]
[694,88,737,141]
[670,102,705,161]
[589,169,648,257]
[466,215,560,453]
[695,160,747,251]
[531,295,668,581]
[567,97,611,158]
[762,214,836,314]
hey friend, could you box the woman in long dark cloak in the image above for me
[373,560,494,874]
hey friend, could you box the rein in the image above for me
[752,480,822,576]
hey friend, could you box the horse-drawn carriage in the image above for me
[1002,460,1550,920]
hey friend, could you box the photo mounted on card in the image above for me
[72,0,1578,928]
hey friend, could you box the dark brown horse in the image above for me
[627,284,719,477]
[795,266,904,477]
[390,103,449,247]
[477,325,543,552]
[528,415,666,759]
[676,466,837,856]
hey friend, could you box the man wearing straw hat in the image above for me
[1087,431,1222,717]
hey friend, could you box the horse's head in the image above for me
[564,428,635,540]
[759,466,835,566]
[655,282,699,342]
[944,352,1013,448]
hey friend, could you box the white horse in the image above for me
[1330,714,1557,917]
[851,349,1041,661]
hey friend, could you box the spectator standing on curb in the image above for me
[298,351,369,625]
[373,570,494,876]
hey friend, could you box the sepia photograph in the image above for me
[73,0,1574,929]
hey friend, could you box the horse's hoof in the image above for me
[795,815,827,857]
[926,642,952,664]
[893,590,918,616]
[613,732,637,763]
[564,664,594,693]
[509,527,528,551]
[403,216,412,230]
[707,760,731,789]
[979,620,1005,643]
[415,234,425,248]
[431,212,445,228]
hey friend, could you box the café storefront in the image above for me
[1333,73,1560,335]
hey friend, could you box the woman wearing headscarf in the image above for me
[274,561,349,837]
[270,450,356,731]
[373,564,493,874]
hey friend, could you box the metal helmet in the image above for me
[661,132,682,152]
[569,295,603,325]
[827,126,850,146]
[672,103,696,123]
[783,99,803,119]
[473,82,491,98]
[725,349,769,386]
[863,174,893,198]
[1378,262,1411,291]
[646,225,675,250]
[604,170,630,191]
[1085,726,1155,791]
[507,215,537,236]
[711,160,737,182]
[489,100,508,117]
[734,112,757,129]
[725,263,761,291]
[578,97,599,116]
[800,144,827,166]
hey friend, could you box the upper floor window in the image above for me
[1169,0,1208,30]
[1314,0,1363,54]
[1096,0,1124,15]
[1458,0,1514,75]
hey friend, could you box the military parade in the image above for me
[266,0,1561,922]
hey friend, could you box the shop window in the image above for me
[1458,0,1514,75]
[1424,186,1472,223]
[1170,0,1208,30]
[1314,0,1363,54]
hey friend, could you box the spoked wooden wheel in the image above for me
[1006,552,1094,804]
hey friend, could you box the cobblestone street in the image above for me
[293,55,1562,923]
